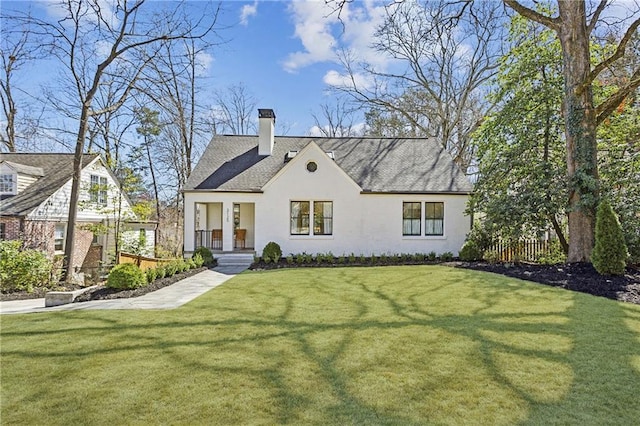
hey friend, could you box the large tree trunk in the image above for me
[62,108,89,282]
[558,1,599,262]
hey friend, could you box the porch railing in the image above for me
[195,229,222,251]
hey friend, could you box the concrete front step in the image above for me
[215,252,255,267]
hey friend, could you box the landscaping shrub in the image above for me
[459,240,484,261]
[107,263,146,290]
[262,241,282,263]
[0,241,53,293]
[440,252,454,262]
[164,261,178,277]
[146,267,158,284]
[427,251,437,261]
[187,258,197,270]
[592,199,628,275]
[156,266,166,279]
[192,253,204,268]
[286,255,294,265]
[193,246,214,266]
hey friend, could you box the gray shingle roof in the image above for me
[0,153,100,216]
[185,136,472,193]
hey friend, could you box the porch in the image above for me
[192,201,255,252]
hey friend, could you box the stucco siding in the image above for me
[184,143,471,257]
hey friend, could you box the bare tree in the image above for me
[310,98,361,137]
[504,0,640,262]
[210,83,258,135]
[0,17,44,152]
[333,1,503,173]
[9,0,218,282]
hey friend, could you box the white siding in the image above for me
[28,158,135,222]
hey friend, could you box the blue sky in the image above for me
[3,0,391,137]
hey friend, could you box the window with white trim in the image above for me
[54,224,65,252]
[425,202,444,236]
[403,202,421,236]
[90,175,108,206]
[0,174,15,193]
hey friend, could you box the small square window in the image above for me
[0,174,15,193]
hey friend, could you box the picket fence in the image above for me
[486,239,555,262]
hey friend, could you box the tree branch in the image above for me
[589,17,640,82]
[595,67,640,125]
[503,0,560,31]
[587,0,609,35]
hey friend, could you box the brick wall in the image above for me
[0,217,21,240]
[72,227,94,271]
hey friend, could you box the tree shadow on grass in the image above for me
[2,266,640,424]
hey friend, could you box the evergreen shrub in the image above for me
[592,199,628,275]
[193,246,214,266]
[262,242,282,263]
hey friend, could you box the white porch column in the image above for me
[222,201,234,251]
[183,195,196,254]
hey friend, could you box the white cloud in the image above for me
[323,69,373,91]
[283,0,394,73]
[240,1,259,26]
[195,51,214,77]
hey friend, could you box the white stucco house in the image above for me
[183,109,473,258]
[0,153,156,272]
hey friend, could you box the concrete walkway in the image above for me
[0,266,246,315]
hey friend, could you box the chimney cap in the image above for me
[258,109,276,120]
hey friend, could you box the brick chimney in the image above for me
[258,108,275,156]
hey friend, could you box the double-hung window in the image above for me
[403,202,421,236]
[290,201,310,235]
[90,175,108,206]
[313,201,333,235]
[425,202,444,236]
[291,201,333,236]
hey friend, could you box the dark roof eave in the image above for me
[360,190,473,196]
[182,189,264,194]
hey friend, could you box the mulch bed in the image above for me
[457,262,640,305]
[73,267,208,302]
[0,267,208,303]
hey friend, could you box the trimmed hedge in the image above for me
[193,246,214,266]
[262,242,282,263]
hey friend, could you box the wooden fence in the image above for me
[118,252,173,271]
[486,240,554,262]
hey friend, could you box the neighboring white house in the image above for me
[183,109,473,258]
[0,153,156,272]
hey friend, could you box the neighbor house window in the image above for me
[0,174,14,193]
[403,202,421,236]
[313,201,333,235]
[54,224,65,252]
[0,223,6,240]
[425,202,444,236]
[290,201,310,235]
[90,175,108,206]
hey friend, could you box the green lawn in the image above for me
[2,266,639,425]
